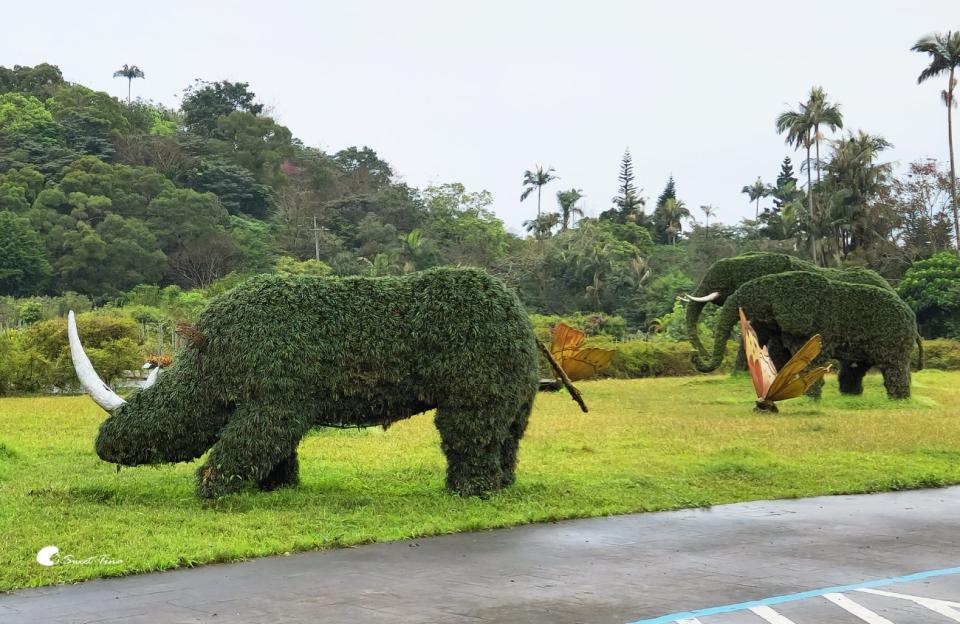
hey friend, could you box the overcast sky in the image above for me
[1,1,956,232]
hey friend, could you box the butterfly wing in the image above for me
[561,348,615,381]
[765,334,825,401]
[550,323,587,363]
[766,364,832,402]
[739,308,777,399]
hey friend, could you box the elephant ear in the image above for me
[765,334,831,402]
[549,323,614,381]
[740,308,777,399]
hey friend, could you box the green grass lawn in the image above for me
[2,370,960,591]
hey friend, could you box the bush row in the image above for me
[1,311,956,396]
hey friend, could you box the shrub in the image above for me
[898,252,960,339]
[19,312,141,390]
[921,339,960,371]
[605,339,739,378]
[529,312,626,340]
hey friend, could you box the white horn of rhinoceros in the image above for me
[67,310,126,411]
[683,291,721,303]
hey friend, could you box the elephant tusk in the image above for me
[685,291,720,303]
[67,311,126,412]
[142,366,160,390]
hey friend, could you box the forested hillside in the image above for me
[0,62,958,343]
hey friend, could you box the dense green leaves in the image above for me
[0,211,51,295]
[899,252,960,339]
[96,268,539,498]
[180,80,263,135]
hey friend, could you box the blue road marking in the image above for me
[627,565,960,624]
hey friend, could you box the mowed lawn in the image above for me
[2,371,960,591]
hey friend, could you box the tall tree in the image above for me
[522,212,561,240]
[112,64,145,105]
[773,157,798,207]
[822,131,892,257]
[913,31,960,250]
[180,80,263,135]
[610,148,645,223]
[741,177,768,219]
[806,87,844,184]
[699,204,716,234]
[655,175,676,209]
[556,188,584,230]
[520,165,558,239]
[777,97,818,261]
[659,198,690,246]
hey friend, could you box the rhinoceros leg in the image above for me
[435,403,509,497]
[196,401,310,499]
[257,451,300,491]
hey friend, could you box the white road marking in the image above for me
[749,605,799,623]
[823,593,896,623]
[675,619,703,624]
[856,588,960,621]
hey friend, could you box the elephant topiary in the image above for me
[69,267,540,499]
[683,252,898,371]
[693,271,917,398]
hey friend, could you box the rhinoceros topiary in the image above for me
[69,268,539,498]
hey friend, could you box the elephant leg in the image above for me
[881,363,911,399]
[257,451,300,491]
[435,403,508,497]
[196,400,310,499]
[766,337,792,371]
[732,339,748,373]
[498,398,533,487]
[838,361,868,395]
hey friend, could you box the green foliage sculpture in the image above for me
[693,271,917,398]
[69,267,539,498]
[684,252,895,368]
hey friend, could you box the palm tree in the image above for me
[660,198,690,245]
[520,166,558,222]
[522,212,561,240]
[741,177,768,219]
[777,98,818,261]
[113,64,145,105]
[556,188,585,231]
[806,87,844,184]
[913,31,960,250]
[823,131,892,257]
[699,204,717,234]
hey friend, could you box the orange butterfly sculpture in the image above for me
[549,323,615,381]
[739,307,832,412]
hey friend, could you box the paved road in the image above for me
[2,488,959,624]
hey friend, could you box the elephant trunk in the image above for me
[683,291,720,356]
[692,297,739,373]
[685,299,709,356]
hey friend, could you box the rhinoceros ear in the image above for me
[67,311,126,412]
